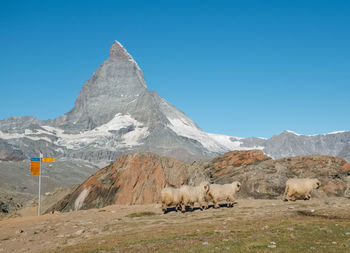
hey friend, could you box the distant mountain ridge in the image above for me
[0,41,349,165]
[262,130,350,161]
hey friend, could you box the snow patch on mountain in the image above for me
[167,117,228,153]
[167,117,262,153]
[209,133,265,151]
[284,130,301,136]
[323,130,347,135]
[207,133,243,150]
[0,131,25,140]
[284,130,349,137]
[0,130,50,143]
[0,114,149,151]
[46,113,148,150]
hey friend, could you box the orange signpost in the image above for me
[29,156,55,215]
[30,158,41,176]
[30,161,40,175]
[41,157,55,163]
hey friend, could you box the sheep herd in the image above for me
[161,178,321,213]
[161,181,241,213]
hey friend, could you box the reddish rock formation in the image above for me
[342,163,350,172]
[208,150,271,178]
[48,153,207,212]
[49,151,350,213]
[207,154,348,199]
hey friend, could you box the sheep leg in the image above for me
[198,201,204,211]
[181,202,186,213]
[213,200,219,209]
[190,202,195,211]
[226,197,231,207]
[283,186,290,201]
[162,203,167,214]
[304,192,311,200]
[228,196,235,207]
[291,195,296,201]
[204,201,208,210]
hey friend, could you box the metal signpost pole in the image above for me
[38,153,43,216]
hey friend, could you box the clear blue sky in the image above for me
[1,0,349,138]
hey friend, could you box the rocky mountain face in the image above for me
[0,139,26,161]
[48,151,350,213]
[0,41,241,167]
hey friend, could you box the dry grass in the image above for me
[48,211,350,253]
[126,211,158,218]
[2,198,350,253]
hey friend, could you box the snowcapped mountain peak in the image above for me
[282,129,349,137]
[326,130,347,135]
[108,40,144,83]
[109,40,130,58]
[283,130,301,136]
[50,41,149,131]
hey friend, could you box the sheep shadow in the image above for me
[163,206,201,214]
[206,202,238,210]
[163,206,181,214]
[163,202,238,214]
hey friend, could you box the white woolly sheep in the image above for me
[161,187,182,213]
[206,181,241,208]
[179,182,210,212]
[284,178,321,201]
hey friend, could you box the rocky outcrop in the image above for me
[342,163,350,172]
[207,150,271,178]
[0,192,23,216]
[48,153,208,212]
[205,152,348,199]
[49,151,350,213]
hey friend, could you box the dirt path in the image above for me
[1,198,350,252]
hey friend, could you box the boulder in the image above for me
[206,153,348,199]
[47,152,207,212]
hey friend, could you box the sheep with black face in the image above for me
[179,182,210,212]
[160,186,182,213]
[206,181,241,208]
[284,178,321,201]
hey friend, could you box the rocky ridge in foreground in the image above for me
[48,150,350,213]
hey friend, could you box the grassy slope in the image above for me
[46,202,350,253]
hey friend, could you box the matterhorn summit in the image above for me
[51,41,149,132]
[0,41,239,165]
